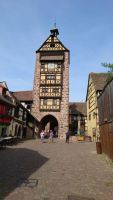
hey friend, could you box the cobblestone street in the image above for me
[0,139,113,200]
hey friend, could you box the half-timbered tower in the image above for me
[32,27,70,138]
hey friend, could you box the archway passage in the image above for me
[40,115,58,137]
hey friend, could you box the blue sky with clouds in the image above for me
[0,0,113,102]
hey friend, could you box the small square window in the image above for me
[50,43,55,48]
[89,114,91,120]
[43,99,47,105]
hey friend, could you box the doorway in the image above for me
[40,115,58,137]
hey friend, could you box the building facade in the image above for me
[0,82,14,137]
[98,77,113,160]
[0,82,39,139]
[32,27,70,138]
[69,102,87,135]
[86,73,108,140]
[13,91,33,112]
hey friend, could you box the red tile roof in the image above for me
[13,90,33,101]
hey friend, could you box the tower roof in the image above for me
[36,26,69,53]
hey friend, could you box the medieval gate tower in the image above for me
[32,26,70,138]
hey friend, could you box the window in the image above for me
[50,43,55,48]
[52,87,60,93]
[42,87,48,93]
[43,99,47,105]
[93,112,95,119]
[40,99,60,110]
[40,75,45,84]
[46,75,55,80]
[74,116,77,121]
[40,63,45,72]
[53,99,57,106]
[58,63,61,68]
[27,104,31,110]
[40,62,62,73]
[88,100,91,109]
[15,106,19,117]
[56,75,61,79]
[40,86,61,97]
[56,75,61,84]
[52,99,59,106]
[7,107,13,116]
[89,114,91,120]
[1,128,7,137]
[92,128,96,137]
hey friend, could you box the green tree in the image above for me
[101,63,113,83]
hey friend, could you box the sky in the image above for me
[0,0,113,102]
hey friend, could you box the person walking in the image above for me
[32,126,38,139]
[65,130,70,143]
[40,130,45,143]
[49,130,54,143]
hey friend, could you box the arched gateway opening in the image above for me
[40,115,58,137]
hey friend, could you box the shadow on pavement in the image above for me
[0,147,49,199]
[68,195,95,200]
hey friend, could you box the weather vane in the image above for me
[54,17,56,28]
[50,17,59,36]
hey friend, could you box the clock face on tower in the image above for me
[48,63,54,70]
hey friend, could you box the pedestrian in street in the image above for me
[40,130,45,143]
[65,130,70,143]
[49,130,54,143]
[32,126,38,139]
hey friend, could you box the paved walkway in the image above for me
[0,139,113,200]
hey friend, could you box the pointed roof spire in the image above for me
[50,22,59,36]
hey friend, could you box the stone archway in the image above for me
[40,115,58,137]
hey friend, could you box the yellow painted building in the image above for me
[86,73,108,140]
